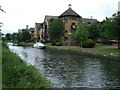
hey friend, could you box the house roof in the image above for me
[59,8,81,18]
[29,28,34,32]
[35,23,43,30]
[44,15,58,24]
[82,18,99,24]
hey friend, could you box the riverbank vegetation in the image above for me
[2,42,53,88]
[48,44,119,57]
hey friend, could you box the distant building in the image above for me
[29,28,34,36]
[34,23,44,41]
[42,15,58,40]
[18,29,22,33]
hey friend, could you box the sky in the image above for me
[0,0,120,34]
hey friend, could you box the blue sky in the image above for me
[0,0,120,34]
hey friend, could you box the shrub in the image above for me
[56,41,63,46]
[25,40,30,43]
[51,41,56,46]
[82,39,96,48]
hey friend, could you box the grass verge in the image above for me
[49,45,119,57]
[2,42,53,88]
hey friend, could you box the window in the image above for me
[65,16,68,22]
[31,31,34,33]
[87,22,91,26]
[65,30,67,33]
[72,17,76,20]
[71,23,76,30]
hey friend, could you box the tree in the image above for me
[21,30,31,42]
[87,22,100,41]
[112,11,120,51]
[17,32,22,42]
[100,11,120,51]
[11,33,17,41]
[47,18,65,41]
[100,18,114,42]
[5,33,12,41]
[31,36,37,42]
[70,19,88,48]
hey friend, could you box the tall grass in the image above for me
[2,42,53,88]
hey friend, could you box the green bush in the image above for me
[51,41,56,46]
[82,39,96,48]
[56,41,63,46]
[25,40,30,43]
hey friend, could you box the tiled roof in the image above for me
[35,23,43,30]
[59,8,81,18]
[45,15,58,24]
[82,18,99,24]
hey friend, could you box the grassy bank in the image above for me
[48,44,119,57]
[2,42,53,88]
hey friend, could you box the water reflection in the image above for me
[9,46,120,88]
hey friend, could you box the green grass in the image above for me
[95,44,118,49]
[50,45,119,57]
[2,42,53,88]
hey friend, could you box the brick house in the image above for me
[32,4,99,45]
[29,28,34,36]
[58,5,82,45]
[34,23,43,41]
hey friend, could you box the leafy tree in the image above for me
[112,11,120,51]
[100,12,120,51]
[100,17,114,41]
[11,33,17,41]
[21,30,31,42]
[31,36,37,42]
[47,18,65,41]
[5,33,12,41]
[70,19,88,48]
[17,32,22,42]
[87,22,100,41]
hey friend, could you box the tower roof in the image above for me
[59,8,81,18]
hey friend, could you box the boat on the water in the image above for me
[33,42,46,49]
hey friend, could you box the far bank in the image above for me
[46,46,119,62]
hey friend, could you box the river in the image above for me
[8,45,120,88]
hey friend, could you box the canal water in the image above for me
[9,45,120,88]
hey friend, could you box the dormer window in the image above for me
[87,22,91,26]
[31,31,34,33]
